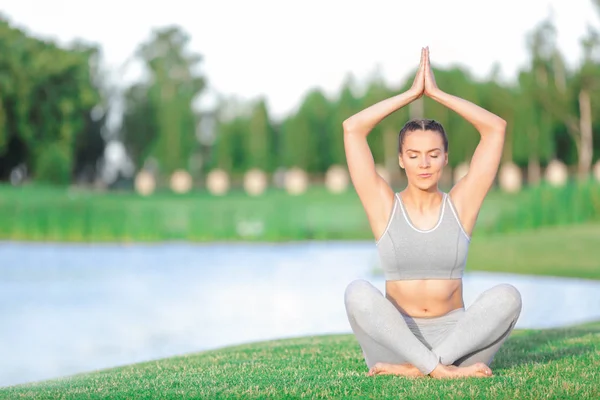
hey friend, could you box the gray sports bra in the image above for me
[375,192,471,280]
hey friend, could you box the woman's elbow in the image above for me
[342,118,355,134]
[343,118,363,135]
[495,117,507,132]
[487,117,506,134]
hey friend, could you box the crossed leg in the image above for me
[344,279,522,378]
[432,283,522,367]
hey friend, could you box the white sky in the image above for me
[0,0,598,120]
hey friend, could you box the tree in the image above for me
[361,72,410,178]
[280,108,315,172]
[120,26,206,177]
[120,83,158,170]
[329,77,360,168]
[214,115,247,175]
[359,74,388,166]
[300,89,332,172]
[512,70,554,182]
[525,16,598,178]
[0,16,102,184]
[246,99,276,172]
[72,44,110,184]
[280,88,331,173]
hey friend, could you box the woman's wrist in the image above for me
[426,88,445,102]
[403,88,423,103]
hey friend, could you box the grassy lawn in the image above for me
[2,321,599,399]
[466,223,600,280]
[367,223,600,280]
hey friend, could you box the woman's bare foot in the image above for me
[368,362,424,378]
[429,363,493,379]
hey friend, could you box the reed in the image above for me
[0,181,598,242]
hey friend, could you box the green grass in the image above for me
[466,223,600,280]
[0,185,370,242]
[3,321,599,399]
[0,180,599,243]
[368,223,600,280]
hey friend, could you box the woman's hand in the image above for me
[341,47,430,137]
[409,48,426,99]
[424,47,440,97]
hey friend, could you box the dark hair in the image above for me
[398,119,448,153]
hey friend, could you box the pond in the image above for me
[1,241,600,388]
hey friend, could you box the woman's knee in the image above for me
[489,283,522,314]
[344,279,380,312]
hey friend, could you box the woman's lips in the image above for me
[418,173,432,178]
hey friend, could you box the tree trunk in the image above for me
[409,98,424,120]
[528,156,541,185]
[553,53,567,94]
[383,127,400,184]
[383,128,395,165]
[578,89,593,179]
[502,120,513,164]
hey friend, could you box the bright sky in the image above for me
[0,0,598,120]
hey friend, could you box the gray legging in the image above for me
[344,279,522,375]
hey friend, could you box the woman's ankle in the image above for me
[428,363,449,378]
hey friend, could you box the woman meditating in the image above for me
[342,47,522,379]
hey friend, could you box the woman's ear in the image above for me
[444,153,448,166]
[398,154,405,169]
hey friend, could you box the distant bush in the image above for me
[35,143,72,185]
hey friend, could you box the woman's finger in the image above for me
[427,47,430,69]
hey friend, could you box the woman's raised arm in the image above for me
[343,48,426,241]
[423,47,507,234]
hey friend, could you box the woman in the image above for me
[342,47,522,379]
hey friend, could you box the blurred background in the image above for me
[0,0,599,389]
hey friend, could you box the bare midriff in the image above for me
[385,279,464,318]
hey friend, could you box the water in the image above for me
[1,241,600,388]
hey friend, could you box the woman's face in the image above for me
[398,129,448,190]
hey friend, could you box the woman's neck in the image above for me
[401,185,443,211]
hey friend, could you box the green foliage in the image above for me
[119,26,206,177]
[121,84,158,170]
[0,16,102,182]
[329,78,360,166]
[479,72,519,162]
[512,71,555,166]
[246,99,276,172]
[2,4,600,184]
[0,98,6,152]
[206,7,600,178]
[361,76,391,164]
[34,143,72,185]
[280,90,328,172]
[213,115,247,174]
[301,89,333,171]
